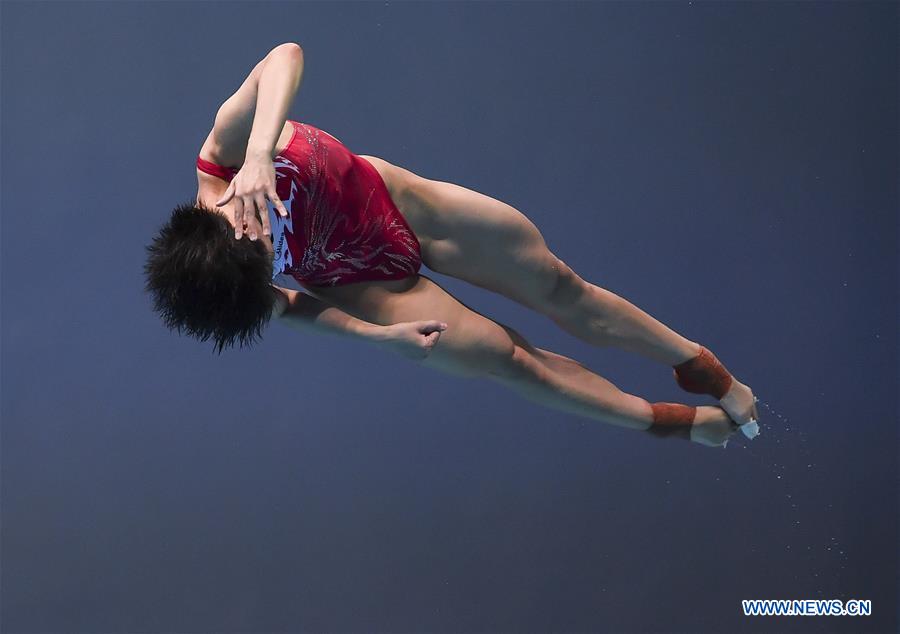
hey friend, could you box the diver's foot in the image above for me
[672,344,760,438]
[690,405,740,448]
[720,378,760,437]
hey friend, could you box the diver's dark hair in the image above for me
[144,200,275,353]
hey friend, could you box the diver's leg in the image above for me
[401,176,699,364]
[389,175,758,426]
[484,323,738,447]
[325,274,736,446]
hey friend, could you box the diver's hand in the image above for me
[375,321,448,361]
[215,155,288,240]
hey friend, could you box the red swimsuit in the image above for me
[196,120,422,287]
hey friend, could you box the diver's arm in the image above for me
[272,286,382,341]
[245,43,304,161]
[209,42,303,163]
[209,43,303,237]
[272,286,447,360]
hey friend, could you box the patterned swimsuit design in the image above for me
[196,120,422,287]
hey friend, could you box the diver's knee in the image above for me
[538,257,587,313]
[488,342,542,382]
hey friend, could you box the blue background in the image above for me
[2,1,897,632]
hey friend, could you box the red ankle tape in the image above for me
[647,402,696,440]
[672,345,733,400]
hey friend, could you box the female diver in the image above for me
[145,43,760,448]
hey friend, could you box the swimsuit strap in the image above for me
[196,155,238,180]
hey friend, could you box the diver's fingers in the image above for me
[215,181,235,207]
[252,193,268,239]
[233,196,245,239]
[269,189,288,218]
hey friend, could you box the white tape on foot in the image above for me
[740,419,760,439]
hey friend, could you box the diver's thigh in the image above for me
[412,179,563,305]
[357,275,517,378]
